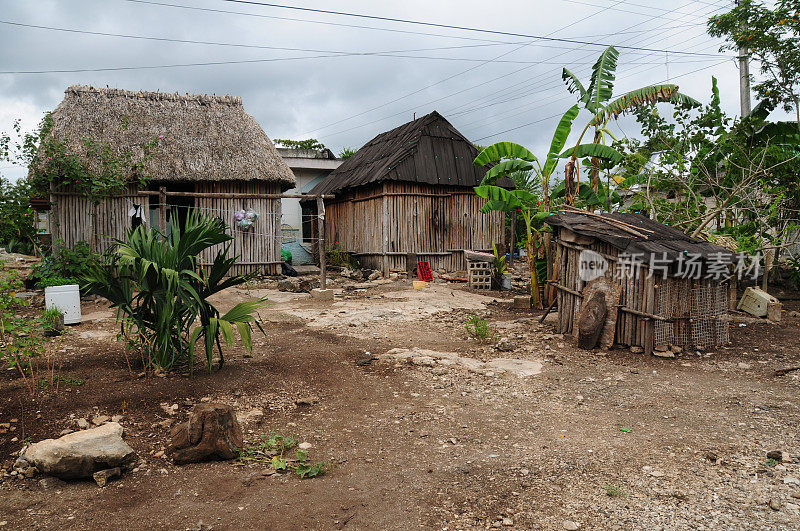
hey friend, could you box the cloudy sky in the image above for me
[0,0,750,181]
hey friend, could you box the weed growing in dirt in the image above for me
[239,432,332,478]
[37,375,84,389]
[604,484,626,497]
[766,458,779,467]
[465,314,492,341]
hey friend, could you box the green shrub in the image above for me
[326,243,359,268]
[465,314,492,341]
[82,212,265,373]
[0,178,38,255]
[31,240,98,288]
[281,248,293,264]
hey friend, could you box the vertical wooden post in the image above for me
[382,191,389,276]
[91,202,98,252]
[158,186,167,235]
[316,196,327,290]
[644,278,656,355]
[508,210,516,269]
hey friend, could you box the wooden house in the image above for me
[546,212,737,353]
[305,111,503,274]
[34,85,295,275]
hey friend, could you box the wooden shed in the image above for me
[306,111,503,274]
[546,212,737,353]
[36,85,295,276]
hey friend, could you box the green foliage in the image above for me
[788,255,800,287]
[558,143,623,164]
[40,307,64,334]
[0,178,38,255]
[0,268,48,393]
[474,142,537,167]
[82,212,265,373]
[239,432,331,478]
[326,243,359,268]
[2,114,161,205]
[492,242,507,277]
[37,375,84,389]
[281,248,292,264]
[464,314,492,341]
[338,146,357,159]
[273,138,327,150]
[31,240,98,288]
[709,1,800,123]
[604,484,626,498]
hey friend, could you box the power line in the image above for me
[209,0,728,57]
[316,0,726,141]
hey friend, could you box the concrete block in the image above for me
[767,300,782,323]
[310,288,334,301]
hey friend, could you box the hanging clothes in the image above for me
[129,203,147,229]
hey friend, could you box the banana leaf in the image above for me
[481,159,535,185]
[543,104,580,177]
[558,143,623,164]
[474,141,537,166]
[584,46,619,114]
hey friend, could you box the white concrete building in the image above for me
[277,148,342,264]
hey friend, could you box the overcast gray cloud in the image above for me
[0,0,752,182]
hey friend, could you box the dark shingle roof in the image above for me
[308,111,486,196]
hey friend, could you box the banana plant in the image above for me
[562,46,700,197]
[474,184,547,307]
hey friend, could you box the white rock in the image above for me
[23,423,137,480]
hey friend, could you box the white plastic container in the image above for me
[44,284,82,325]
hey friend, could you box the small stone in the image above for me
[502,517,514,526]
[769,497,782,511]
[629,346,644,354]
[23,467,37,478]
[92,415,110,426]
[649,470,665,477]
[495,338,515,352]
[653,351,675,358]
[111,415,124,423]
[39,476,66,490]
[295,397,318,407]
[76,418,89,429]
[59,429,74,436]
[563,520,580,530]
[93,467,121,487]
[784,477,800,485]
[767,450,783,462]
[298,442,312,450]
[737,362,752,370]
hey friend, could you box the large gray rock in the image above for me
[23,422,137,479]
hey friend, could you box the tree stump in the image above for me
[577,291,607,349]
[166,403,243,465]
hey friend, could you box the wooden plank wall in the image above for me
[194,181,282,276]
[50,183,148,253]
[324,181,503,272]
[51,181,281,276]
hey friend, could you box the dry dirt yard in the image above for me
[2,277,800,530]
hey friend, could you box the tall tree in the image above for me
[708,1,800,128]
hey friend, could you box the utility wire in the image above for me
[210,0,728,57]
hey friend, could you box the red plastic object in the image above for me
[416,261,434,282]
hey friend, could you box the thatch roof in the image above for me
[307,111,486,196]
[39,85,295,189]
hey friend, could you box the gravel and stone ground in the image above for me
[1,275,799,529]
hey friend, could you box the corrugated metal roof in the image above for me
[308,111,487,196]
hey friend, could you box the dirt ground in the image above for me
[2,275,800,530]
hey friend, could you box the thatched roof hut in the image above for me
[42,85,295,188]
[306,111,503,273]
[39,85,294,276]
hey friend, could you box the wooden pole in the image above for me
[382,191,389,277]
[508,210,516,269]
[317,196,327,290]
[158,186,167,235]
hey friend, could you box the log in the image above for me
[166,403,243,465]
[577,291,607,349]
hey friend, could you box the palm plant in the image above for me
[562,46,698,198]
[82,211,264,373]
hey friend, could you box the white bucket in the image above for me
[44,284,82,325]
